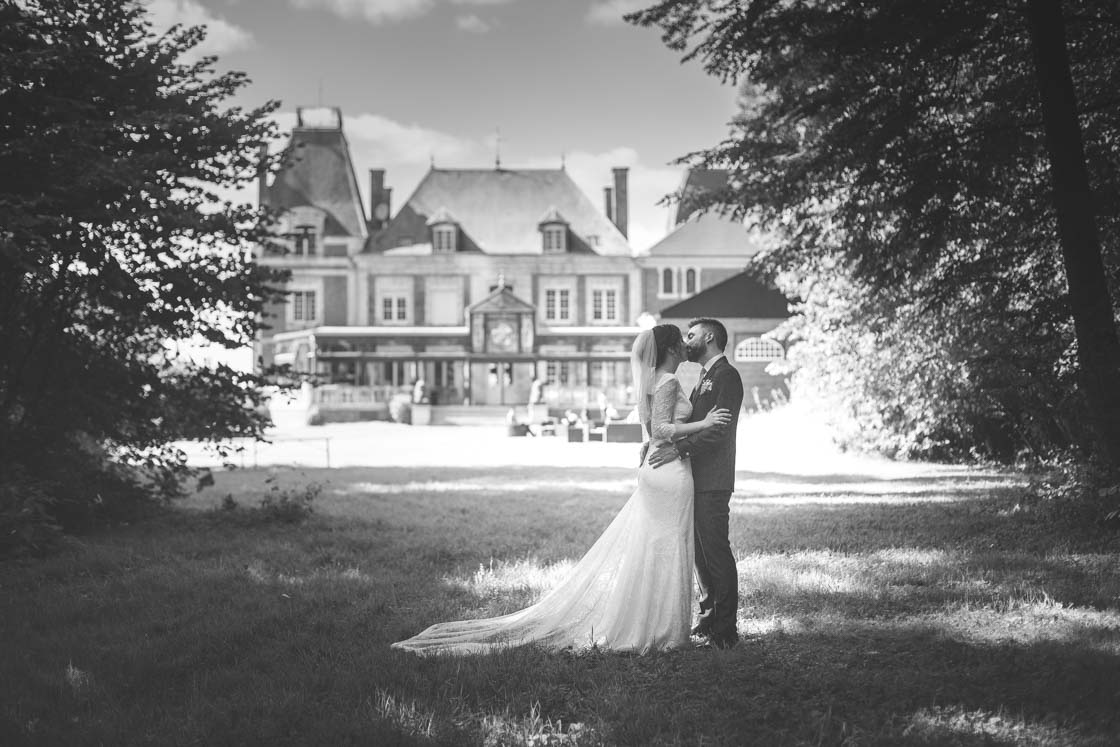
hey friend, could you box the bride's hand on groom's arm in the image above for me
[703,408,732,429]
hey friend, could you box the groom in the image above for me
[649,318,744,649]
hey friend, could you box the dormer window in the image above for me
[542,225,566,253]
[538,206,569,254]
[291,225,317,256]
[427,206,459,254]
[432,225,457,253]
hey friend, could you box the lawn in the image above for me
[2,414,1119,746]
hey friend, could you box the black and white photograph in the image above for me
[2,0,1119,744]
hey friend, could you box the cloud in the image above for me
[342,113,484,165]
[585,0,649,27]
[289,0,435,25]
[289,0,521,26]
[143,0,254,57]
[455,14,492,32]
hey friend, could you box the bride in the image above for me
[392,324,731,655]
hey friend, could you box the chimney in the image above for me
[368,169,391,230]
[257,143,269,207]
[603,187,614,223]
[611,167,629,238]
[369,169,384,199]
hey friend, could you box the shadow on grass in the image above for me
[3,463,1118,745]
[374,620,1120,745]
[186,463,1025,498]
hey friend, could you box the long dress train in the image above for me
[391,373,694,655]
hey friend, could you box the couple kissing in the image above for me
[393,318,744,655]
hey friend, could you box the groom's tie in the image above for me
[691,370,707,403]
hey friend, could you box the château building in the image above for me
[255,108,790,423]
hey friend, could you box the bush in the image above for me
[0,434,153,556]
[258,482,320,523]
[0,469,61,557]
[205,482,320,527]
[1022,458,1120,528]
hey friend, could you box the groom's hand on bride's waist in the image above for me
[647,443,680,469]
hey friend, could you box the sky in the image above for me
[145,0,742,252]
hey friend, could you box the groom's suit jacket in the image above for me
[677,356,744,493]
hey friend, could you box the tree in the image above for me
[0,0,288,545]
[629,1,1120,465]
[773,259,1077,461]
[1024,0,1120,463]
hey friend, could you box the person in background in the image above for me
[528,378,544,423]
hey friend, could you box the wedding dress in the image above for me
[392,372,695,655]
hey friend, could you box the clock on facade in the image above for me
[488,320,517,352]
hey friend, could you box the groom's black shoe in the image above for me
[690,623,713,638]
[693,635,737,650]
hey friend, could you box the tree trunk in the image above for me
[1026,0,1120,466]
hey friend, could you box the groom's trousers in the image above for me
[694,489,738,639]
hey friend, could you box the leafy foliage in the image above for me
[0,467,60,557]
[773,258,1079,462]
[257,480,320,523]
[630,1,1120,465]
[0,0,289,547]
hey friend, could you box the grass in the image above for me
[2,428,1120,745]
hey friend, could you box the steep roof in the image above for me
[264,115,367,239]
[669,168,730,227]
[645,210,770,258]
[369,168,630,255]
[659,270,792,320]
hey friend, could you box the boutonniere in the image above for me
[700,379,714,394]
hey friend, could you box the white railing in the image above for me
[311,384,405,407]
[310,384,635,411]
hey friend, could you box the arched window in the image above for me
[661,268,674,295]
[685,268,697,294]
[734,337,784,362]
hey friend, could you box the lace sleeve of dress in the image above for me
[650,376,680,440]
